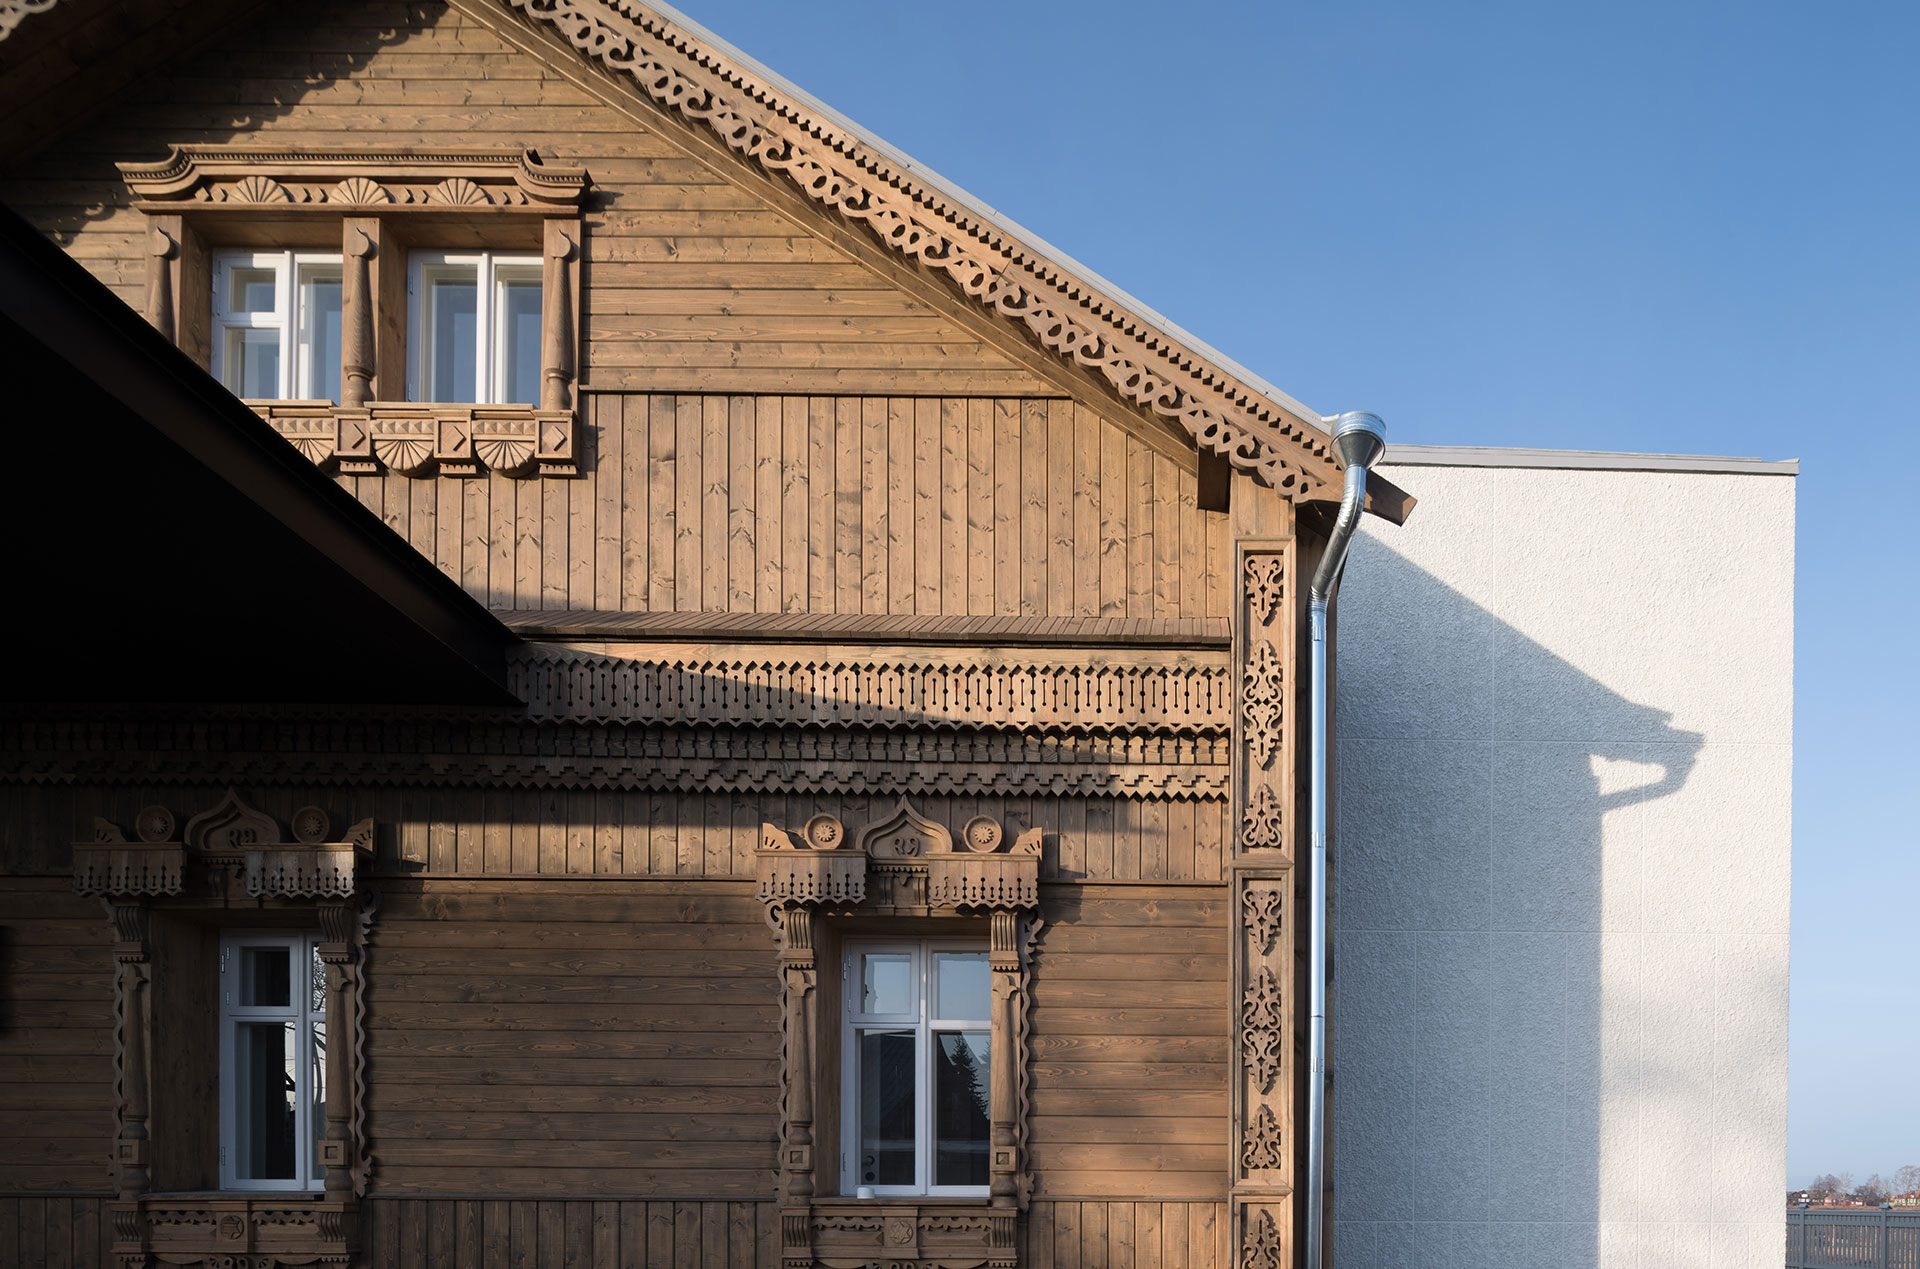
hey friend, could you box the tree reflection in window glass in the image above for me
[934,1031,990,1186]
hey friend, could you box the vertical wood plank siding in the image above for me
[333,394,1219,620]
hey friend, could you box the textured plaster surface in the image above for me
[1332,463,1794,1268]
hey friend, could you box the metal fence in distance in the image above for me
[1787,1209,1920,1269]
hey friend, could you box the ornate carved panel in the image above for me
[111,1195,355,1269]
[118,146,587,211]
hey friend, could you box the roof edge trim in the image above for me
[1384,445,1799,476]
[501,0,1344,498]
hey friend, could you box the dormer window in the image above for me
[119,145,587,478]
[211,251,343,402]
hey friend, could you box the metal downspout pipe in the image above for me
[1304,412,1387,1269]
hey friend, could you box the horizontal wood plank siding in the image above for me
[0,881,114,1194]
[0,1,1050,398]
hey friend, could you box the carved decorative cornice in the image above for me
[513,646,1231,735]
[8,716,1227,801]
[501,0,1340,496]
[257,400,579,479]
[117,145,588,211]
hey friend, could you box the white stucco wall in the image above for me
[1331,452,1795,1269]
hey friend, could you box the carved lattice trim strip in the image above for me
[512,647,1231,733]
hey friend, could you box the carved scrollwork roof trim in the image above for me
[499,0,1342,496]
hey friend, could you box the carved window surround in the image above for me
[117,146,587,478]
[757,798,1041,1269]
[74,790,378,1269]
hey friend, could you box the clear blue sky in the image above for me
[688,0,1919,1183]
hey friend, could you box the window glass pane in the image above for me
[934,1031,990,1187]
[310,1019,327,1179]
[496,270,541,404]
[423,266,478,402]
[933,952,990,1021]
[857,1029,916,1187]
[309,942,326,1016]
[229,266,279,314]
[297,266,342,401]
[860,953,911,1015]
[238,946,292,1008]
[235,1021,297,1181]
[227,328,281,399]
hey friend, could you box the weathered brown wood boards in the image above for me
[0,1,1409,1265]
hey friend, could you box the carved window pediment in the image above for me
[757,796,1041,915]
[76,789,373,901]
[118,145,588,212]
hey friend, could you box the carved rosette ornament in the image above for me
[77,791,374,1268]
[757,797,1038,1269]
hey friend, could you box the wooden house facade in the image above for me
[0,2,1411,1265]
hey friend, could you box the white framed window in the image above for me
[841,940,991,1197]
[219,932,327,1192]
[210,251,343,401]
[407,250,542,404]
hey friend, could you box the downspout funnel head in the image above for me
[1329,411,1387,472]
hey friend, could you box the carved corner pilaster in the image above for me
[1234,541,1294,859]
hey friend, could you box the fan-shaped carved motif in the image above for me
[230,175,291,203]
[287,436,334,464]
[373,436,436,476]
[183,789,281,851]
[331,176,391,205]
[432,177,489,206]
[475,437,536,475]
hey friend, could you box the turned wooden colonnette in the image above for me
[0,1,1408,1264]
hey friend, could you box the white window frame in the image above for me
[218,931,326,1192]
[406,250,542,404]
[841,939,992,1199]
[210,250,343,402]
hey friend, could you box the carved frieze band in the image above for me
[258,401,579,479]
[504,0,1340,496]
[514,647,1230,734]
[8,717,1227,801]
[117,145,589,209]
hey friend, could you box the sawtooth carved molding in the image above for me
[117,145,588,209]
[7,717,1228,801]
[759,797,1036,1268]
[512,647,1231,734]
[502,0,1343,497]
[80,791,377,1268]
